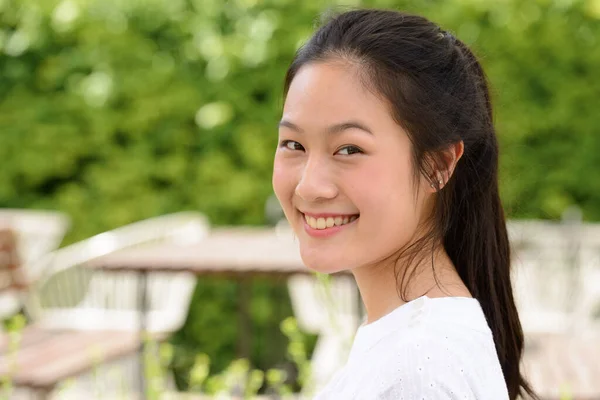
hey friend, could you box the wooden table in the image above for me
[85,226,352,399]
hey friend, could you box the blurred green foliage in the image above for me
[1,0,599,389]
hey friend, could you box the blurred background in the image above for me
[1,0,599,398]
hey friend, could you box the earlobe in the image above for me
[427,140,464,191]
[429,176,443,190]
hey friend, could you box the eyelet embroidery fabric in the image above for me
[312,296,509,400]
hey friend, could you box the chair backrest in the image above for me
[288,274,359,333]
[0,209,70,280]
[25,212,209,333]
[508,219,600,334]
[0,228,29,320]
[287,273,360,395]
[0,229,26,293]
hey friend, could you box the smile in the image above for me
[303,213,359,230]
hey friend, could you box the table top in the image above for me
[85,225,350,278]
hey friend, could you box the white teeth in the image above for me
[316,218,326,229]
[305,214,358,230]
[304,215,315,229]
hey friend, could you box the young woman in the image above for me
[272,8,538,400]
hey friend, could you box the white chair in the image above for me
[570,247,600,334]
[509,219,600,335]
[25,211,209,333]
[287,273,360,396]
[0,209,70,320]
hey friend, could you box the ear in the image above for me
[428,141,464,191]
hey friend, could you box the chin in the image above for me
[299,249,354,275]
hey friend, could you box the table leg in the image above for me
[138,270,148,400]
[237,279,251,360]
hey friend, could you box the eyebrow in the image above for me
[278,119,373,136]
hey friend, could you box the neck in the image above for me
[351,247,470,325]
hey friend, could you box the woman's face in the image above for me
[273,61,433,273]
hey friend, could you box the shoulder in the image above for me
[368,323,508,399]
[371,330,471,396]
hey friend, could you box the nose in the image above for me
[295,157,338,202]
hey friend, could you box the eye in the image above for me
[336,145,363,155]
[279,140,305,151]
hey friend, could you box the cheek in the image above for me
[354,157,419,229]
[272,158,296,210]
[353,157,413,203]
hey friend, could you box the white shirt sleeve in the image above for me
[312,298,510,400]
[369,333,498,400]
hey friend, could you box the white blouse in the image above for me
[313,296,510,399]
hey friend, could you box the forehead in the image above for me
[282,61,394,128]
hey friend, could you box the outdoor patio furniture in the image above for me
[0,228,27,294]
[287,273,360,394]
[84,225,354,398]
[20,211,210,399]
[25,212,209,332]
[0,326,150,399]
[0,226,145,399]
[509,219,600,335]
[0,209,70,320]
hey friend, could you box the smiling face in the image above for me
[272,61,434,274]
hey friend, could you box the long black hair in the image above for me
[283,9,537,400]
